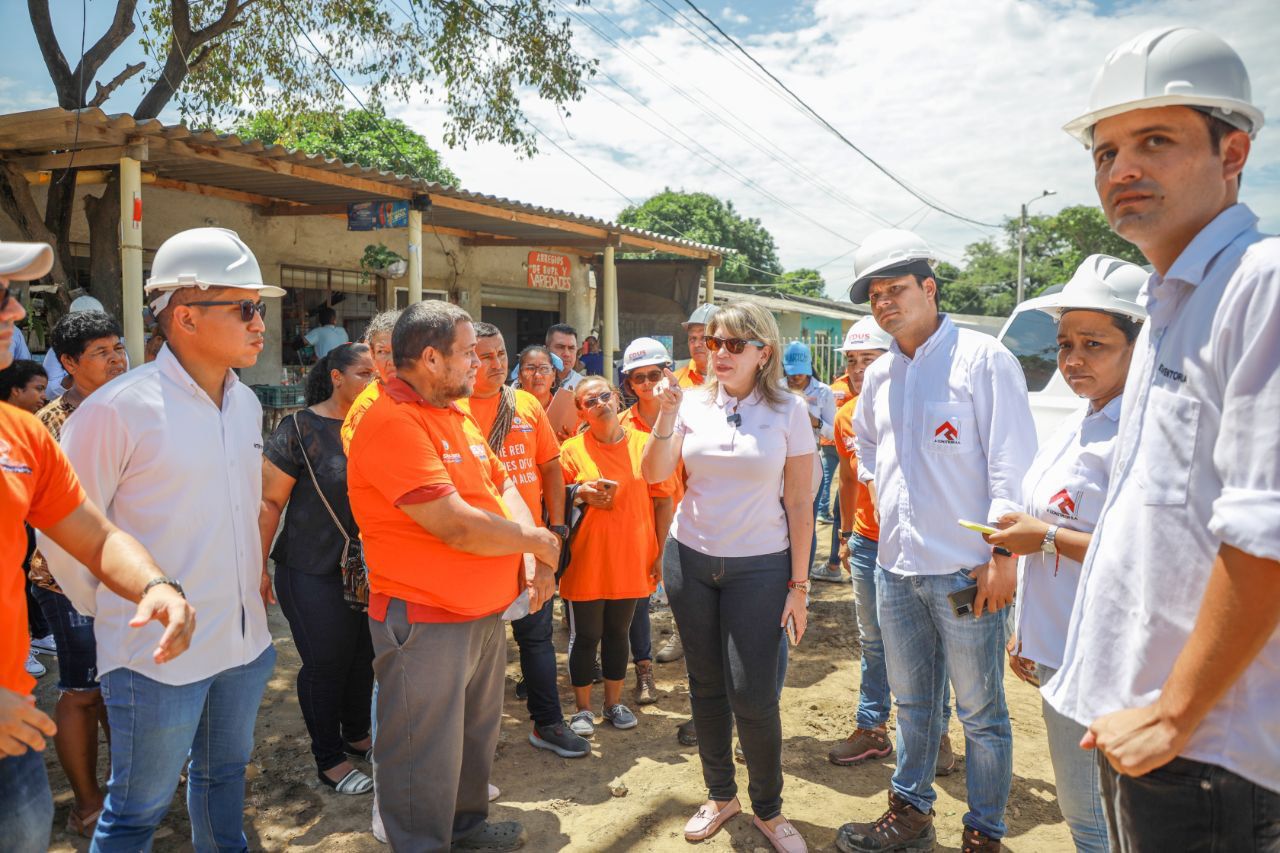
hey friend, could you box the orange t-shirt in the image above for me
[460,389,559,523]
[341,379,382,455]
[558,428,674,601]
[674,363,706,388]
[619,405,685,505]
[1,402,85,693]
[833,396,879,541]
[347,378,521,617]
[825,374,854,447]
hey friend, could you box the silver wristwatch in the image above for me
[1041,525,1059,555]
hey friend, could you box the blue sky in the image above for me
[2,1,1276,297]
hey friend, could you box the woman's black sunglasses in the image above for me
[186,299,267,323]
[705,336,765,355]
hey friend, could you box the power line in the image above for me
[679,0,1001,230]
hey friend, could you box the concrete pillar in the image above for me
[407,208,423,304]
[704,262,716,305]
[602,244,618,364]
[119,156,144,367]
[565,261,592,334]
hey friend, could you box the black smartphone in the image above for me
[948,583,979,617]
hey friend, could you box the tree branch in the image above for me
[88,62,146,109]
[0,162,71,293]
[73,0,140,104]
[28,0,75,104]
[133,0,248,120]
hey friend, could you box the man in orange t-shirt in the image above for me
[1,240,193,851]
[347,301,561,851]
[459,322,589,760]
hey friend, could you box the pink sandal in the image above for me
[684,797,741,842]
[753,815,807,853]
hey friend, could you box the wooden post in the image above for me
[408,208,423,304]
[705,262,716,305]
[119,156,144,367]
[603,244,618,367]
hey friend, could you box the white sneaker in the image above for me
[25,652,46,678]
[30,634,57,656]
[569,709,596,737]
[488,783,500,802]
[655,632,684,663]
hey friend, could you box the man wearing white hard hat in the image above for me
[837,230,1036,853]
[1042,28,1280,850]
[1,239,194,853]
[985,255,1147,853]
[41,227,284,851]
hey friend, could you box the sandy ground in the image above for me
[39,522,1073,852]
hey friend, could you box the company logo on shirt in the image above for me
[469,443,488,459]
[933,420,960,444]
[1157,363,1187,383]
[1048,488,1081,519]
[511,416,534,433]
[0,438,33,475]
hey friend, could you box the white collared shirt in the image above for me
[671,383,816,558]
[1045,204,1280,793]
[853,314,1037,576]
[1014,396,1121,670]
[559,369,583,391]
[39,345,272,686]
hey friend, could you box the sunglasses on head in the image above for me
[187,299,266,323]
[627,369,664,385]
[582,390,614,408]
[705,336,765,355]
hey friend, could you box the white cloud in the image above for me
[391,0,1280,295]
[721,6,751,25]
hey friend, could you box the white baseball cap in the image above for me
[838,316,894,352]
[0,240,54,282]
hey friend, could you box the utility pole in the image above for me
[1017,190,1056,306]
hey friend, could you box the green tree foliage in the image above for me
[234,109,459,186]
[939,206,1146,317]
[773,268,826,298]
[617,190,783,284]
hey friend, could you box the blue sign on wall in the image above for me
[348,201,409,231]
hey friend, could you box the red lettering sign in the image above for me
[527,251,572,291]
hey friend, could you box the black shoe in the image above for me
[454,820,527,851]
[529,722,590,758]
[514,678,528,700]
[677,718,698,746]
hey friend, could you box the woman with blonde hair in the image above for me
[643,300,815,852]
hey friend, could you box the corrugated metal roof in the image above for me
[0,108,726,258]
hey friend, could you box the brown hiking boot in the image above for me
[961,826,1002,853]
[829,727,894,766]
[935,733,957,776]
[835,791,936,852]
[633,660,657,705]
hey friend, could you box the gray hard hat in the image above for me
[682,303,718,328]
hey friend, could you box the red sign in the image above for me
[527,251,572,292]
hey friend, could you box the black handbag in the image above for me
[293,415,367,611]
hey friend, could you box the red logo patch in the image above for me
[934,420,959,443]
[1049,488,1080,519]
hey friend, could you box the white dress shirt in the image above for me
[853,314,1037,576]
[792,376,836,443]
[39,345,272,686]
[1014,396,1121,670]
[672,383,816,558]
[1045,204,1280,793]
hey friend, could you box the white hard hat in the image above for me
[0,239,54,282]
[838,316,894,352]
[1065,27,1264,147]
[69,295,106,314]
[622,337,671,372]
[849,229,936,303]
[682,303,718,328]
[1039,255,1149,323]
[145,227,283,313]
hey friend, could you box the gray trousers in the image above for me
[370,599,506,852]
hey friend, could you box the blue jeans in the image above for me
[512,596,565,728]
[1038,663,1109,853]
[818,445,838,520]
[33,586,99,691]
[91,645,276,852]
[630,597,652,663]
[849,537,951,730]
[876,566,1011,839]
[0,748,52,853]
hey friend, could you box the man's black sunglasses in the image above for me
[186,299,266,322]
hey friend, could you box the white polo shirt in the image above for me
[1045,204,1280,793]
[39,345,273,686]
[853,314,1037,576]
[671,383,816,558]
[1014,396,1121,670]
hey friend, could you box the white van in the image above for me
[997,285,1079,444]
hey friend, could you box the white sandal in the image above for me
[320,767,373,795]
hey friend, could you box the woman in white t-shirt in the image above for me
[986,255,1148,853]
[642,300,815,853]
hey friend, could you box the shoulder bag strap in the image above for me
[292,413,353,560]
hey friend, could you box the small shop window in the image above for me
[279,264,380,368]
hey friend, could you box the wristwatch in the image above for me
[788,579,812,594]
[549,524,570,540]
[839,529,853,542]
[1041,525,1059,555]
[141,577,185,599]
